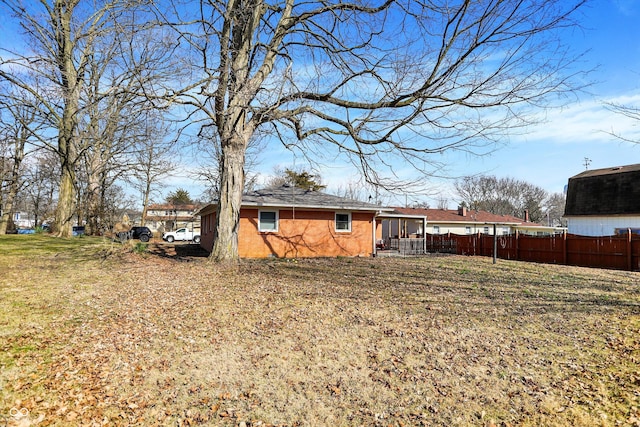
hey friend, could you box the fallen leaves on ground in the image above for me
[1,237,639,426]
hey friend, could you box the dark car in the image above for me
[116,226,153,242]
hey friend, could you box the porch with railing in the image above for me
[376,236,459,256]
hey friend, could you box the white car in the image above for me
[162,228,200,243]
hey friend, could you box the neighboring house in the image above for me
[196,185,395,258]
[12,211,36,229]
[145,203,201,233]
[389,206,560,237]
[564,163,640,236]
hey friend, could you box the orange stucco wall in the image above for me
[200,208,381,258]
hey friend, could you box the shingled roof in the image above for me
[196,185,394,216]
[564,163,640,216]
[241,185,390,211]
[392,207,538,225]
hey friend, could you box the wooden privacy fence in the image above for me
[426,231,640,271]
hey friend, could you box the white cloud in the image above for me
[516,93,640,145]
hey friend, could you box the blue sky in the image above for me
[433,0,640,203]
[231,0,640,207]
[167,0,640,207]
[3,1,640,207]
[378,0,640,206]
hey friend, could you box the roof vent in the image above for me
[611,167,622,171]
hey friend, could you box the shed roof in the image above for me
[564,163,640,216]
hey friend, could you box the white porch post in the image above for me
[422,217,427,254]
[372,215,377,256]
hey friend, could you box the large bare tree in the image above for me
[0,1,169,237]
[152,0,586,261]
[0,1,116,236]
[0,89,43,234]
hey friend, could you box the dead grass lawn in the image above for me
[1,235,639,426]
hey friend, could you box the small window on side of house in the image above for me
[483,226,490,234]
[466,226,472,234]
[259,210,278,232]
[433,225,440,234]
[335,212,351,232]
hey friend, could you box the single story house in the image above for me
[564,163,640,236]
[196,185,395,258]
[388,206,561,237]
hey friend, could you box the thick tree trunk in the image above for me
[0,139,24,234]
[55,165,76,238]
[85,171,101,235]
[210,137,246,262]
[54,109,79,238]
[0,186,18,235]
[140,178,152,226]
[52,0,81,238]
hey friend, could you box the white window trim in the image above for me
[258,210,279,232]
[335,212,352,232]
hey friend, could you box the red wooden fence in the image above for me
[426,231,640,271]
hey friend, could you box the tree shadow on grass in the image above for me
[148,243,209,261]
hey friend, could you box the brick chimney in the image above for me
[524,209,530,223]
[458,206,467,217]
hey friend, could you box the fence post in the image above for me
[562,230,567,266]
[493,224,497,264]
[515,230,519,261]
[627,228,632,271]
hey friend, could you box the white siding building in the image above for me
[566,216,640,237]
[564,164,640,236]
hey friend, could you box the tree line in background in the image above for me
[0,0,593,260]
[0,1,183,235]
[454,175,566,227]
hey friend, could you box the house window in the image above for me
[433,226,440,234]
[484,226,490,234]
[465,226,472,234]
[259,210,278,232]
[335,212,351,232]
[502,227,509,235]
